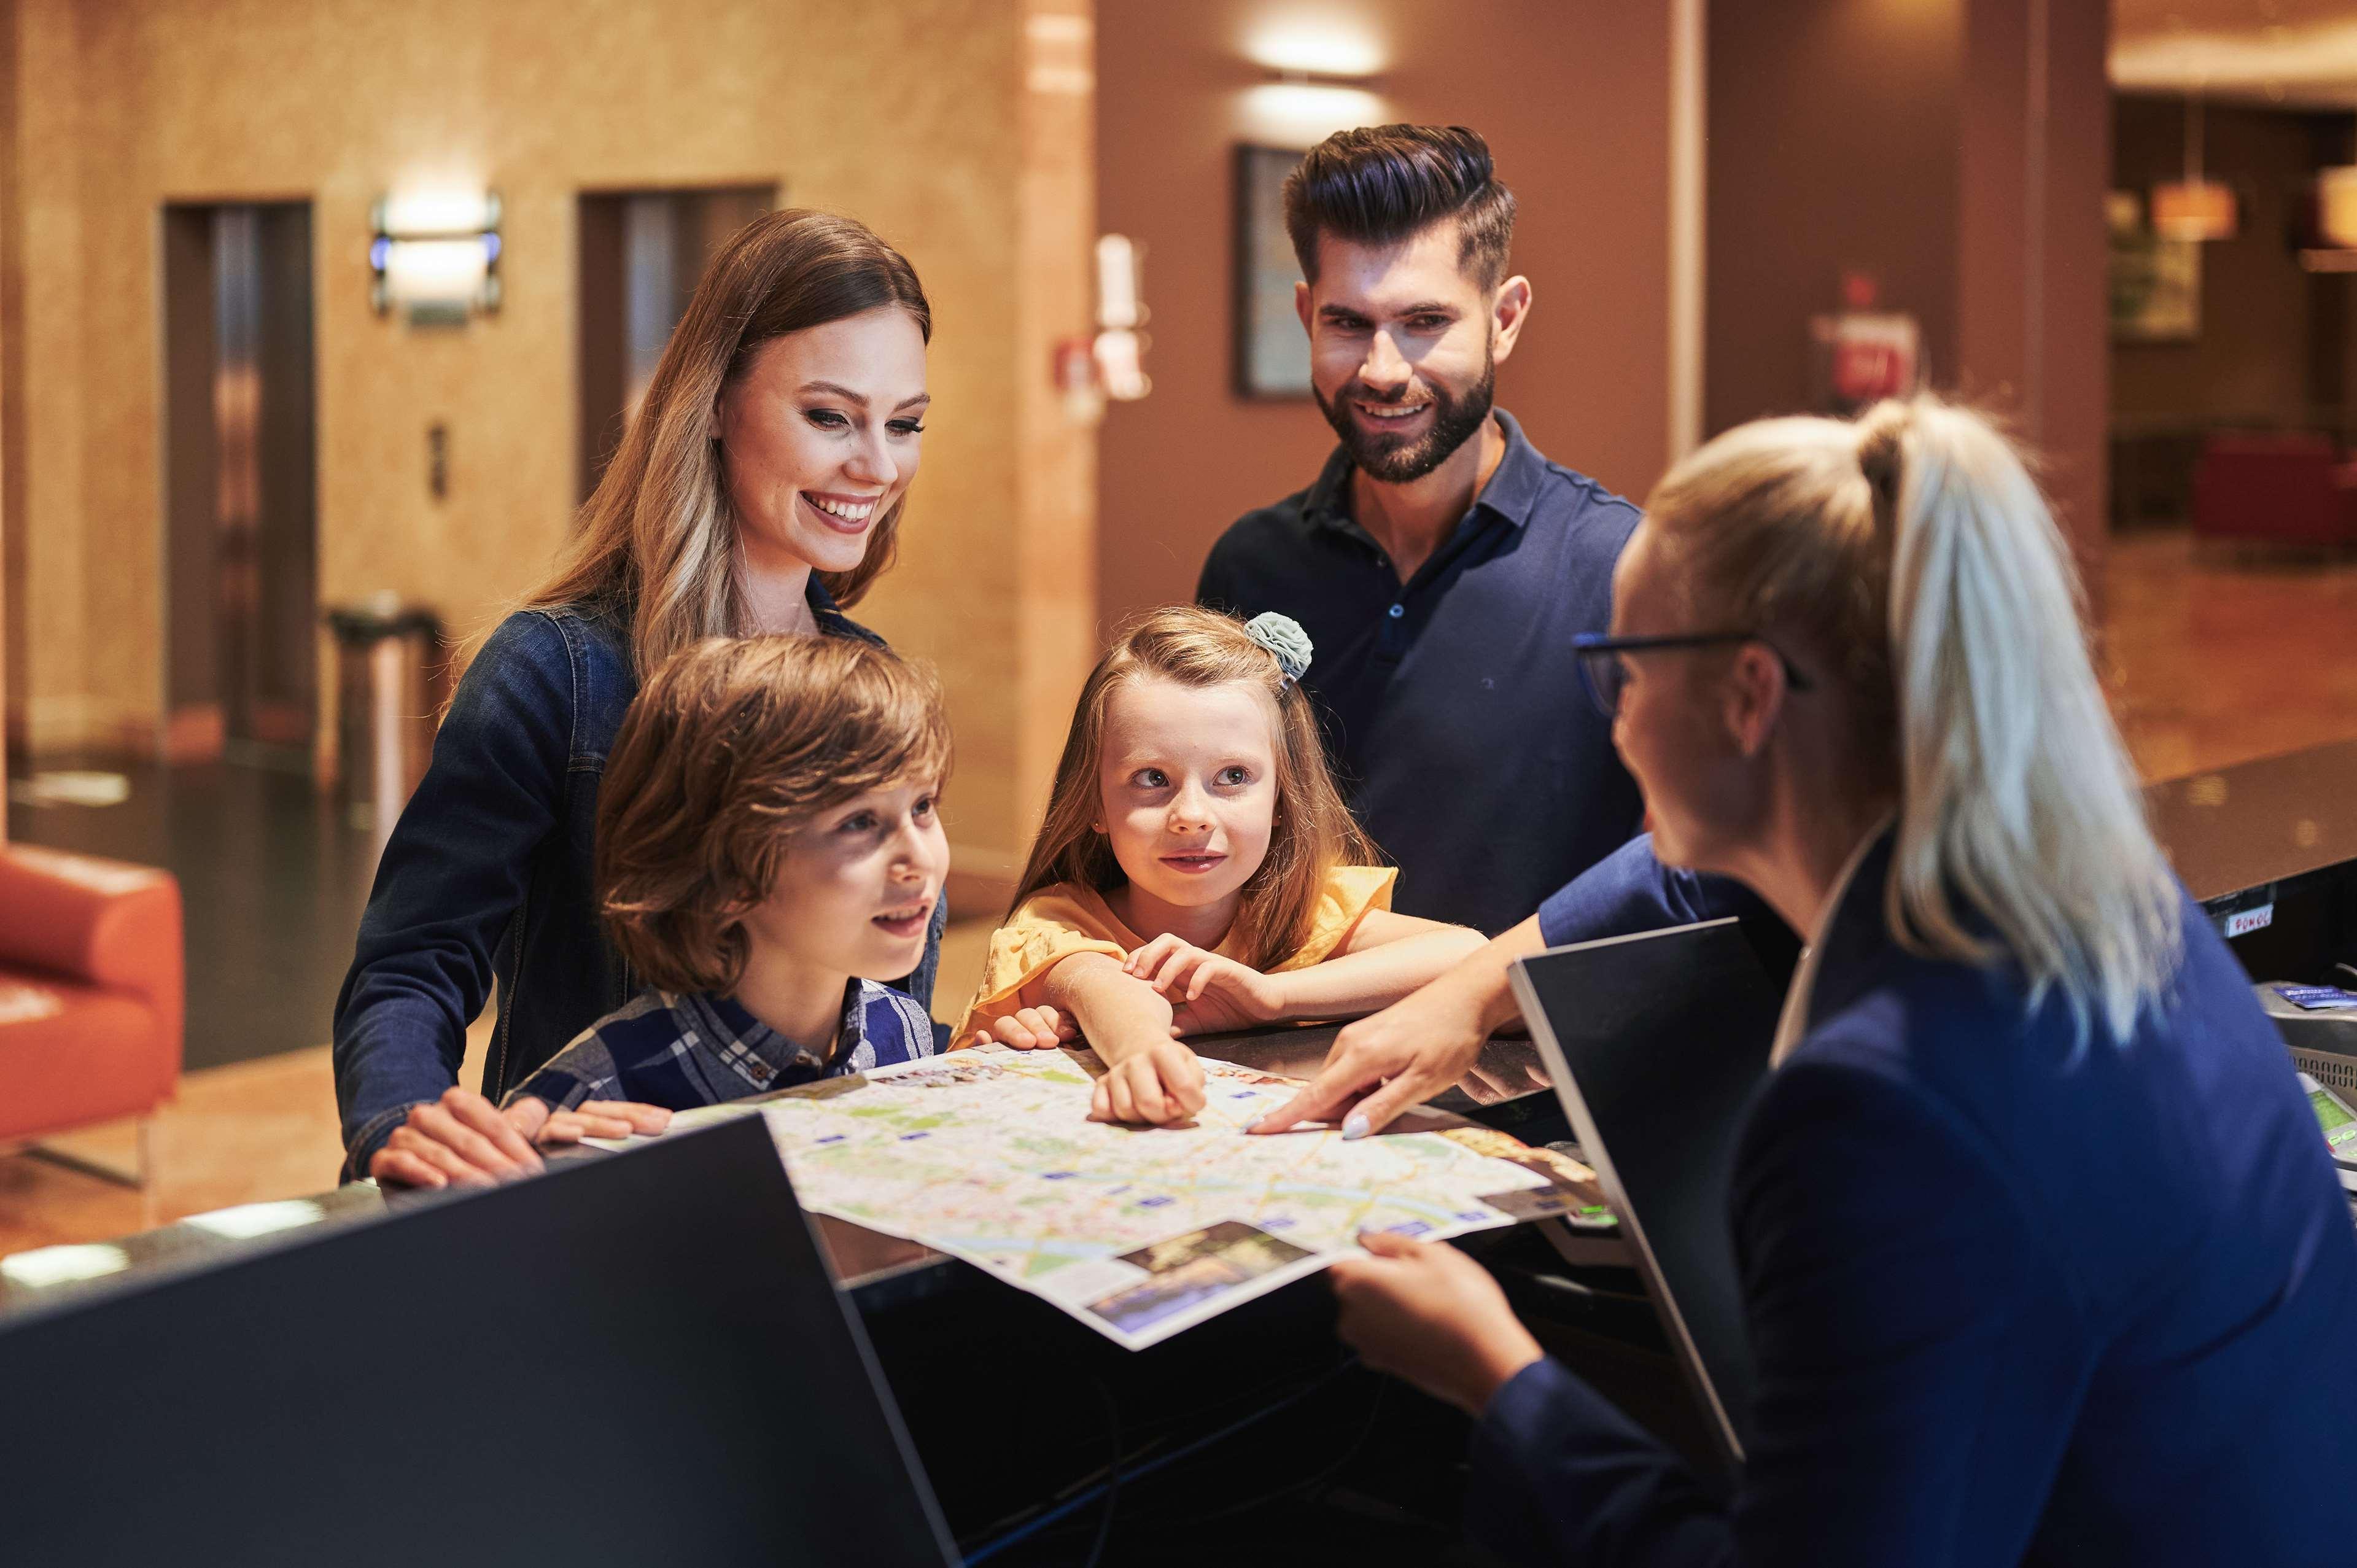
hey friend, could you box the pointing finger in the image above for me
[1342,1074,1430,1139]
[1247,1055,1369,1134]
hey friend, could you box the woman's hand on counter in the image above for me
[1246,915,1540,1137]
[1329,1230,1545,1418]
[368,1089,673,1187]
[368,1087,546,1188]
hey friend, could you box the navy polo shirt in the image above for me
[1198,409,1645,934]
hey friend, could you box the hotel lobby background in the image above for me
[6,0,2357,1252]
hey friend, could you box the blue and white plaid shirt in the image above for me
[503,980,939,1114]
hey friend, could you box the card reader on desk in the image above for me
[2258,984,2357,1208]
[2258,982,2357,1093]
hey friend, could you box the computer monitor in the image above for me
[0,1117,957,1567]
[1509,916,1784,1471]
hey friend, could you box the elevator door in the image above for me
[577,185,775,502]
[163,202,317,764]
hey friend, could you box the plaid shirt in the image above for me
[503,980,938,1114]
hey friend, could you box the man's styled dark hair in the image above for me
[1282,124,1516,289]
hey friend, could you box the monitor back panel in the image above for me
[1511,917,1782,1467]
[0,1117,956,1567]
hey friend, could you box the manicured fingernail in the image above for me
[1342,1112,1370,1141]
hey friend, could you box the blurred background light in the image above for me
[1238,82,1387,146]
[372,187,502,324]
[1241,21,1385,80]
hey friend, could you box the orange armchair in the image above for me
[0,844,183,1184]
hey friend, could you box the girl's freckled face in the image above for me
[1094,677,1279,914]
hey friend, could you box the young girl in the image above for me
[953,607,1485,1127]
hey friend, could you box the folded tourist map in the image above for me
[591,1044,1610,1350]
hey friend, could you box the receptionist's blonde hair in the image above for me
[1646,395,2180,1045]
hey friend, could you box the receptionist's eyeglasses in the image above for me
[1572,631,1815,719]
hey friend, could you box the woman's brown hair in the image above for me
[1007,607,1378,971]
[510,209,931,677]
[596,635,951,995]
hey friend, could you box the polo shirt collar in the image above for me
[1302,408,1545,535]
[1473,409,1545,529]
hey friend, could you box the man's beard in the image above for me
[1314,346,1497,485]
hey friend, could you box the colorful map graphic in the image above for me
[613,1046,1606,1349]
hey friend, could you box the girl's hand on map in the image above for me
[1330,1231,1545,1418]
[972,1004,1082,1050]
[1087,1038,1207,1126]
[1124,935,1284,1035]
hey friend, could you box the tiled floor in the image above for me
[2103,529,2357,780]
[4,760,382,1071]
[6,526,2356,1259]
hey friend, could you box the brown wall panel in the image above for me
[1707,0,1964,435]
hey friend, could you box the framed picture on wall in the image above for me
[1233,145,1312,397]
[2108,190,2200,343]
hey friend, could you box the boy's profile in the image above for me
[502,634,950,1129]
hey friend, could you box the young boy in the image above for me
[500,634,950,1127]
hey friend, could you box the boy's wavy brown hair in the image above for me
[1008,606,1380,972]
[596,635,950,995]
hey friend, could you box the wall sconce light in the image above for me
[2318,167,2357,249]
[2301,166,2357,272]
[1238,21,1386,144]
[371,189,502,326]
[2151,95,2236,243]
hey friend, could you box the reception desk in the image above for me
[4,739,2351,1556]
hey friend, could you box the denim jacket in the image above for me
[330,581,946,1179]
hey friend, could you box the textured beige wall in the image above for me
[2,0,1093,872]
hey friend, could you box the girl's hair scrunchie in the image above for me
[1245,611,1314,692]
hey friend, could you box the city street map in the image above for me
[599,1044,1609,1350]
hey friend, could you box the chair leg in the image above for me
[136,1117,159,1230]
[23,1120,152,1192]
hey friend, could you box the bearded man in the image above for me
[1199,124,1644,934]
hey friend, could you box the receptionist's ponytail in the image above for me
[1647,395,2180,1046]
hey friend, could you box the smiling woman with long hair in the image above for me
[332,209,949,1190]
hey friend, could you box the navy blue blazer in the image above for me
[1471,834,2357,1565]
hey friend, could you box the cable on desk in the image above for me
[1080,1374,1122,1568]
[959,1354,1361,1566]
[950,1350,1351,1549]
[1158,1373,1389,1532]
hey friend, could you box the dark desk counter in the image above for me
[2146,738,2357,904]
[0,1023,1561,1318]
